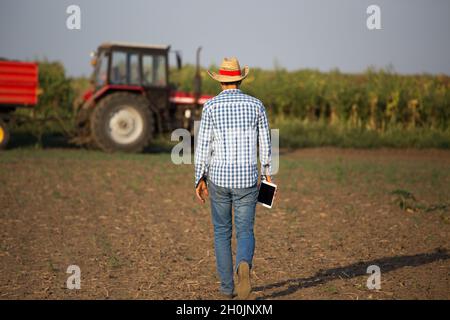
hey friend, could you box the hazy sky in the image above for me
[1,0,449,77]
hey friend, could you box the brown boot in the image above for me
[236,262,251,299]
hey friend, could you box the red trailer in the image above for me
[0,60,39,149]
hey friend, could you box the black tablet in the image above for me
[257,180,277,208]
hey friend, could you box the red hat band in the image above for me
[219,69,241,76]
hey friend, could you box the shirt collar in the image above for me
[220,88,242,95]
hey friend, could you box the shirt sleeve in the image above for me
[258,103,272,180]
[194,106,213,187]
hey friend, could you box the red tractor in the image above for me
[74,42,213,152]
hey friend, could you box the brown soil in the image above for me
[0,147,449,299]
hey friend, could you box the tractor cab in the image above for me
[91,42,170,89]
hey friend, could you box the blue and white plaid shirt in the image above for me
[194,89,272,188]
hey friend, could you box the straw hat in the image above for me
[207,57,249,83]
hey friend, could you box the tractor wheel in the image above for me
[0,118,10,150]
[90,92,154,153]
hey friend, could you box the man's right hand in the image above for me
[195,179,209,204]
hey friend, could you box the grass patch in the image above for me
[275,118,450,149]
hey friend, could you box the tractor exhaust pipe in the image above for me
[175,50,182,70]
[194,46,202,108]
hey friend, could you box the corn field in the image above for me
[174,65,450,130]
[172,65,450,148]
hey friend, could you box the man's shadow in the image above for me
[254,248,449,299]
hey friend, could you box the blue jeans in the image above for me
[208,179,258,295]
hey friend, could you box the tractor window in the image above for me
[129,53,140,84]
[142,55,153,85]
[95,51,108,86]
[110,51,127,84]
[110,51,140,85]
[142,54,167,87]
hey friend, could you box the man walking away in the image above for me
[194,57,273,299]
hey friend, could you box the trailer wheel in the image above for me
[0,118,10,150]
[90,92,154,153]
